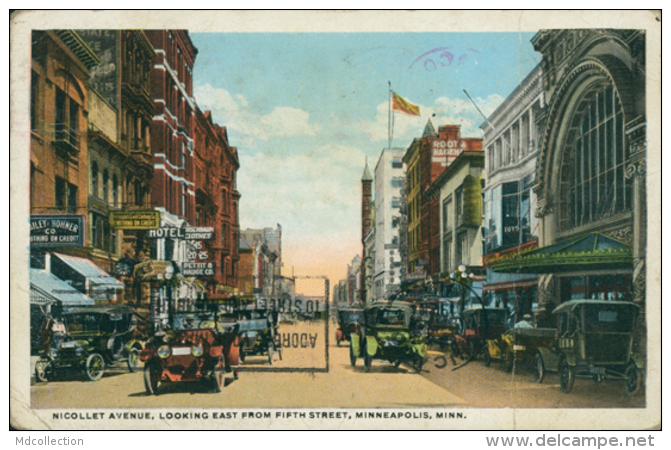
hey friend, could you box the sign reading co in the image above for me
[30,215,84,247]
[183,262,215,277]
[148,226,214,240]
[110,211,160,229]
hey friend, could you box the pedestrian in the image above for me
[514,314,533,329]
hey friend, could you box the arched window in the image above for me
[112,175,119,207]
[91,162,99,198]
[567,86,632,229]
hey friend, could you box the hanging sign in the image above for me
[30,215,84,247]
[110,211,160,229]
[147,226,214,240]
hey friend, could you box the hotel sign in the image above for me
[30,215,84,247]
[109,211,160,230]
[147,226,215,240]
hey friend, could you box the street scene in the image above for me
[16,14,656,431]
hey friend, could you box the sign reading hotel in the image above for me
[432,139,467,167]
[30,215,84,247]
[109,211,160,229]
[183,262,215,277]
[147,226,215,240]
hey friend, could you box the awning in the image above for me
[29,269,93,306]
[52,253,124,289]
[491,232,632,274]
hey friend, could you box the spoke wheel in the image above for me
[502,348,514,373]
[212,356,225,393]
[559,358,575,393]
[349,343,357,367]
[624,363,641,397]
[482,349,492,367]
[415,356,425,373]
[239,348,246,364]
[363,340,372,373]
[85,353,105,382]
[143,362,161,395]
[127,348,141,373]
[534,353,545,383]
[35,359,52,383]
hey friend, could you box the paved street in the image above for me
[31,322,467,409]
[31,320,645,410]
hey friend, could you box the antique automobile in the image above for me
[237,309,282,364]
[534,300,643,395]
[483,326,556,372]
[335,308,365,346]
[349,301,427,372]
[419,298,459,349]
[459,307,508,360]
[34,306,146,382]
[140,310,240,395]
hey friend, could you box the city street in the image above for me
[31,321,643,410]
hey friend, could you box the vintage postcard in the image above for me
[9,10,661,431]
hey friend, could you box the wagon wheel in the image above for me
[127,348,141,373]
[363,339,372,373]
[502,347,514,373]
[559,358,575,393]
[533,353,545,383]
[143,361,161,395]
[85,353,105,382]
[212,356,226,393]
[623,363,641,397]
[349,343,357,367]
[34,358,52,383]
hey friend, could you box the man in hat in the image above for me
[514,314,534,329]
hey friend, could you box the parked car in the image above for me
[483,326,556,372]
[534,300,643,395]
[139,310,240,395]
[238,309,282,364]
[34,306,146,382]
[349,301,427,372]
[459,307,508,360]
[335,308,365,346]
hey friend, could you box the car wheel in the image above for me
[534,353,545,383]
[267,346,274,365]
[349,343,357,367]
[394,359,402,368]
[415,356,425,373]
[559,358,575,393]
[623,363,641,397]
[35,359,51,383]
[127,348,141,373]
[143,361,160,395]
[212,356,226,393]
[85,353,105,382]
[239,348,246,364]
[482,349,492,367]
[502,348,514,373]
[363,340,372,373]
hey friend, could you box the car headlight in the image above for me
[49,348,59,359]
[75,347,84,357]
[162,334,171,344]
[157,345,172,359]
[191,343,204,357]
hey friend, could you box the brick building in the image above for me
[194,107,241,297]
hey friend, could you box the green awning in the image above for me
[491,232,632,274]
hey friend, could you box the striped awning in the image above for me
[30,269,93,306]
[52,253,124,289]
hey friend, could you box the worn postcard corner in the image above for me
[9,10,661,431]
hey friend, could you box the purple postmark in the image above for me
[410,47,479,71]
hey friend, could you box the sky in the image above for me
[189,32,541,295]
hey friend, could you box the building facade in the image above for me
[373,148,406,299]
[194,107,241,298]
[526,29,647,334]
[360,160,374,303]
[238,226,282,298]
[481,63,543,323]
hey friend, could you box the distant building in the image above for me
[360,159,374,303]
[373,148,405,299]
[237,226,282,297]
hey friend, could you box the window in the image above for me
[442,197,452,234]
[55,177,77,213]
[502,181,519,247]
[31,72,39,131]
[391,158,403,169]
[91,162,99,198]
[390,177,404,189]
[391,197,401,209]
[568,86,631,228]
[102,169,109,202]
[55,87,66,140]
[112,175,119,207]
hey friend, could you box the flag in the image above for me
[391,92,420,116]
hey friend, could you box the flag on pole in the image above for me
[391,91,420,116]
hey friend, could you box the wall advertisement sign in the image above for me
[30,215,84,247]
[109,211,161,229]
[147,226,214,240]
[432,139,466,167]
[182,262,215,277]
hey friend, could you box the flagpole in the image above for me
[388,81,392,149]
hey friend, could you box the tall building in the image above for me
[373,148,406,299]
[194,107,241,298]
[480,63,543,323]
[360,159,374,303]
